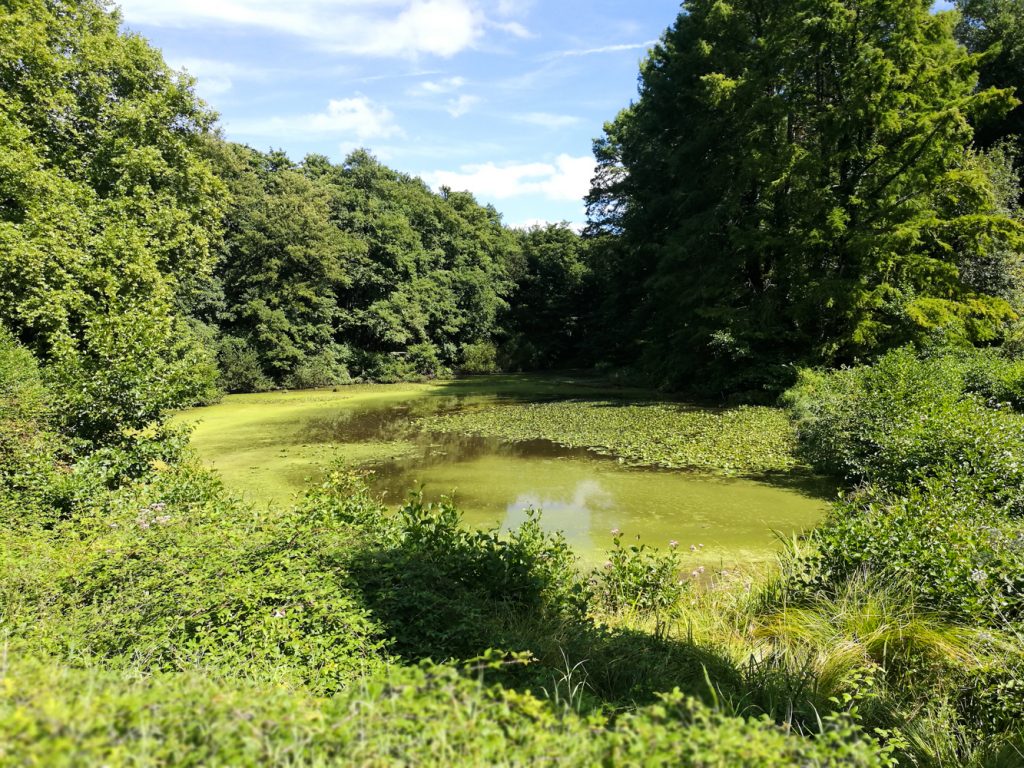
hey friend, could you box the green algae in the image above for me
[176,378,827,564]
[417,400,798,474]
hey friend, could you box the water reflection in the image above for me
[503,480,615,552]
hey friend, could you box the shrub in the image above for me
[0,656,887,766]
[590,531,688,632]
[216,335,273,393]
[460,340,499,374]
[784,347,1024,511]
[789,480,1024,627]
[284,344,352,390]
[1,465,391,693]
[45,306,220,445]
[344,490,585,661]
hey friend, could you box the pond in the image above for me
[176,378,830,565]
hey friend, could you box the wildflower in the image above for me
[272,608,287,619]
[970,569,987,583]
[691,570,699,579]
[690,545,697,552]
[698,544,704,549]
[697,566,705,574]
[150,503,167,512]
[669,540,678,549]
[603,561,613,570]
[610,528,621,536]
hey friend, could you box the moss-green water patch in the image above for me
[417,400,799,474]
[173,384,437,504]
[176,379,823,565]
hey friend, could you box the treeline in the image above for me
[0,0,594,429]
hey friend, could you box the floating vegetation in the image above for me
[418,400,799,474]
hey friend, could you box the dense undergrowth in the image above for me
[7,326,1024,765]
[0,328,889,766]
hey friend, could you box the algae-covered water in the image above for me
[176,377,830,564]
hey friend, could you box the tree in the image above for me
[0,0,223,440]
[589,0,1023,396]
[956,0,1024,151]
[502,224,591,370]
[212,143,357,389]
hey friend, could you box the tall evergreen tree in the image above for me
[589,0,1023,396]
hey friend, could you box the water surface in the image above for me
[179,380,829,565]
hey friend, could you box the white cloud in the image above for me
[425,154,595,202]
[557,40,658,57]
[515,112,580,129]
[116,0,494,58]
[446,94,481,118]
[169,57,269,96]
[491,0,533,16]
[512,218,585,233]
[409,76,467,95]
[491,20,530,38]
[228,96,404,141]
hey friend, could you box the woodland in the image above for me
[3,0,1024,765]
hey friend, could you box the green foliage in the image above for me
[785,346,1024,509]
[215,335,274,393]
[342,489,584,661]
[420,399,799,474]
[956,0,1024,190]
[501,223,592,370]
[591,531,688,630]
[793,481,1024,627]
[0,327,62,527]
[588,0,1024,395]
[783,348,1024,625]
[0,655,886,767]
[460,340,499,374]
[1,465,391,694]
[45,303,219,445]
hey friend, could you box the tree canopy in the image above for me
[588,0,1024,396]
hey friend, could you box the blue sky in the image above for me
[114,0,684,229]
[115,0,960,229]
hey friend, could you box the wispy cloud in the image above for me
[446,94,481,118]
[515,112,580,129]
[556,40,658,57]
[169,57,273,97]
[228,96,404,141]
[408,76,468,96]
[425,154,595,202]
[116,0,509,58]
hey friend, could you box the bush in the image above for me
[0,656,886,766]
[46,305,220,445]
[590,531,688,632]
[284,344,352,389]
[1,466,391,694]
[217,335,273,393]
[0,328,62,528]
[790,480,1024,627]
[460,340,499,374]
[343,488,585,661]
[784,347,1024,511]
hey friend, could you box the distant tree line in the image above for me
[0,0,597,428]
[3,0,1024,414]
